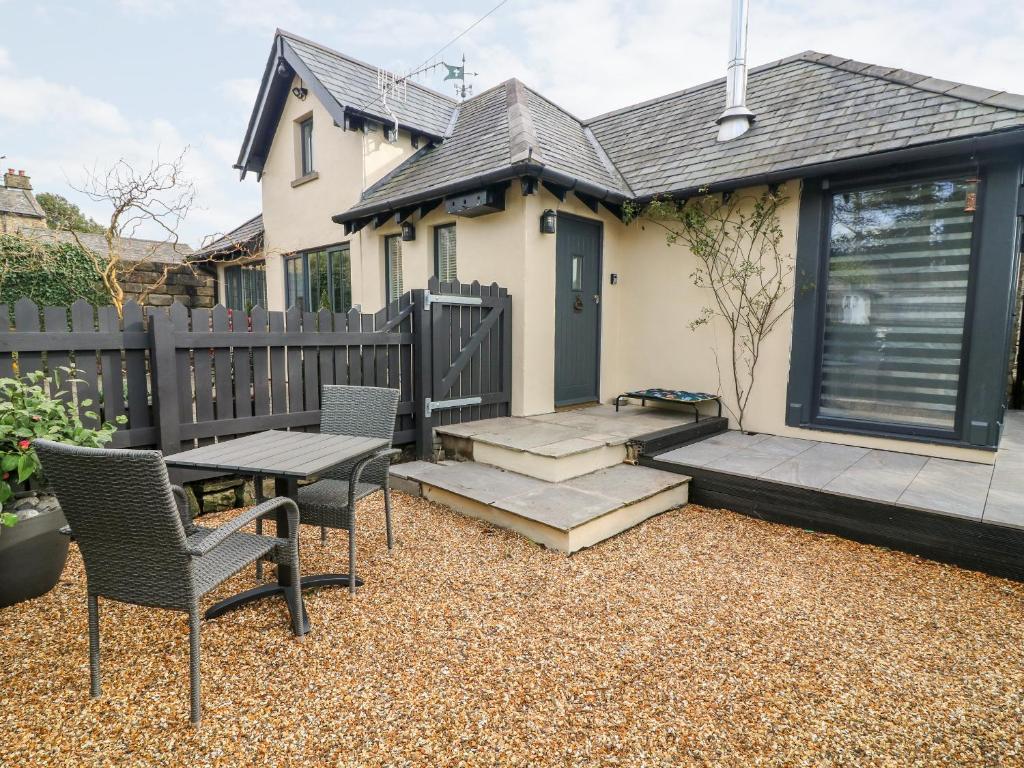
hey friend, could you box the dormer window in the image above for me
[299,117,314,176]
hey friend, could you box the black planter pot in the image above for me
[0,505,70,608]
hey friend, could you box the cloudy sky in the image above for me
[3,0,1023,246]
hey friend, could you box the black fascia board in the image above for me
[332,162,629,224]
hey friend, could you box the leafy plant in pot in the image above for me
[0,368,124,608]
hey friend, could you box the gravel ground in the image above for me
[2,492,1023,767]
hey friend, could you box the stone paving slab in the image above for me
[435,405,696,452]
[822,450,927,503]
[391,458,689,531]
[898,458,992,520]
[652,424,1024,525]
[494,486,622,530]
[763,443,869,489]
[562,464,688,505]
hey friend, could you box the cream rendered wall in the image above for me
[370,193,547,415]
[456,182,991,462]
[260,76,416,311]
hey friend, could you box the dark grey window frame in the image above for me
[283,244,352,313]
[224,261,267,313]
[299,117,314,177]
[785,153,1024,450]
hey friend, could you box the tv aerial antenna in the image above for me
[376,67,408,143]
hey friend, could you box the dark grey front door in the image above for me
[555,214,601,406]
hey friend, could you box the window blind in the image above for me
[435,224,457,282]
[385,235,403,303]
[819,177,977,431]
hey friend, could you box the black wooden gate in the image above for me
[412,278,512,457]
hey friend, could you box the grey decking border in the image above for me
[640,454,1024,582]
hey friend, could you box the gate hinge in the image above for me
[424,396,482,418]
[422,290,484,311]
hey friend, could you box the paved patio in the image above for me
[656,411,1024,526]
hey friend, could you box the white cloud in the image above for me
[0,74,127,131]
[0,47,10,71]
[117,0,175,15]
[220,77,259,108]
[216,0,341,35]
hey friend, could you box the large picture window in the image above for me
[434,224,457,282]
[224,262,267,313]
[384,235,403,304]
[817,176,979,432]
[284,245,352,312]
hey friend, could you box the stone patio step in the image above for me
[435,404,710,482]
[391,460,691,553]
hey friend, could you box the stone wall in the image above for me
[118,260,216,309]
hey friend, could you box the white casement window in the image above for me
[299,117,313,176]
[384,235,404,303]
[434,223,457,282]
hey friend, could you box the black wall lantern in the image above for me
[540,209,556,234]
[401,221,416,241]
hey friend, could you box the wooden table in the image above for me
[165,430,389,633]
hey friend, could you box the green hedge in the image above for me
[0,234,110,308]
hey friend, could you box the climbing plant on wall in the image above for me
[0,234,110,308]
[625,187,794,432]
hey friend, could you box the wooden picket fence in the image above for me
[0,278,512,476]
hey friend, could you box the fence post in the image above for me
[500,291,512,416]
[148,310,181,456]
[411,289,434,459]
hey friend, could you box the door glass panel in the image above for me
[819,176,978,431]
[571,254,583,291]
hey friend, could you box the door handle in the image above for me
[593,294,600,304]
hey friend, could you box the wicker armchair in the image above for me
[257,385,399,594]
[35,439,303,725]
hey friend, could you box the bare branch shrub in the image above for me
[627,187,794,431]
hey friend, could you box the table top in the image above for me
[163,430,389,479]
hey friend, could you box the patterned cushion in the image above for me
[622,388,719,403]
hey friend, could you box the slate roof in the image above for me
[588,51,1024,198]
[0,186,46,219]
[17,228,193,264]
[344,79,630,219]
[281,32,456,139]
[334,49,1024,221]
[191,214,264,260]
[236,30,458,176]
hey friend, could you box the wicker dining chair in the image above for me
[35,439,303,725]
[257,385,399,593]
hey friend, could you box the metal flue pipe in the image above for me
[717,0,755,141]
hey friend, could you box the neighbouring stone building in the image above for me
[2,168,216,309]
[0,169,47,233]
